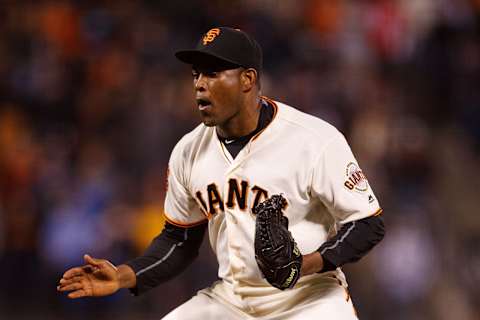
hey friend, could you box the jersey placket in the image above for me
[216,128,267,314]
[223,170,245,273]
[222,155,257,313]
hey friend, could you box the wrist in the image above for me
[300,252,324,276]
[117,264,137,289]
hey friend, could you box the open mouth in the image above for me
[197,98,212,111]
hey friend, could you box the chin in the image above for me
[201,118,217,127]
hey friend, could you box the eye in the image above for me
[204,71,218,78]
[192,71,199,79]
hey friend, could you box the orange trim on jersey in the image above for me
[371,208,383,217]
[344,288,351,302]
[203,209,213,220]
[251,96,278,142]
[164,213,208,228]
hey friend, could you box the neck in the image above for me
[217,96,261,139]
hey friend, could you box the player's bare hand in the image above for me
[57,254,120,299]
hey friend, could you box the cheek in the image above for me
[212,80,241,109]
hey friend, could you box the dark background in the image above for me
[0,1,479,319]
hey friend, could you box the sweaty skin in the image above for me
[193,66,261,139]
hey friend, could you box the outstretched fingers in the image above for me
[57,276,93,298]
[62,267,83,279]
[58,275,85,287]
[63,263,97,278]
[84,254,104,267]
[58,281,84,292]
[68,289,90,299]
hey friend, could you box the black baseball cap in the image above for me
[175,27,262,72]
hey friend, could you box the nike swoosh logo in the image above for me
[224,139,235,144]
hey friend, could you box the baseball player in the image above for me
[58,27,385,319]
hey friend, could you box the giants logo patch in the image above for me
[203,28,221,45]
[344,162,368,192]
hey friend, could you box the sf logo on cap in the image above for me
[203,28,220,45]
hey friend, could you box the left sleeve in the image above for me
[318,214,385,272]
[311,132,384,271]
[311,133,382,223]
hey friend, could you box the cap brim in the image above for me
[175,50,241,69]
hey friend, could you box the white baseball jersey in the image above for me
[163,97,381,318]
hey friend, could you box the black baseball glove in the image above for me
[253,194,302,290]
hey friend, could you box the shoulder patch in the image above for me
[343,162,369,192]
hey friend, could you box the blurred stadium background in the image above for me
[0,1,479,319]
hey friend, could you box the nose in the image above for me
[194,73,207,92]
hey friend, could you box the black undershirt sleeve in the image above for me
[125,221,207,295]
[318,214,385,272]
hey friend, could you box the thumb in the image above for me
[84,254,103,267]
[84,254,118,271]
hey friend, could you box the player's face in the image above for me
[192,66,244,128]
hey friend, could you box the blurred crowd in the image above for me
[0,1,479,319]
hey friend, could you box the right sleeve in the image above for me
[164,140,207,227]
[126,221,207,295]
[318,214,385,272]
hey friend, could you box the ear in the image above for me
[240,68,258,92]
